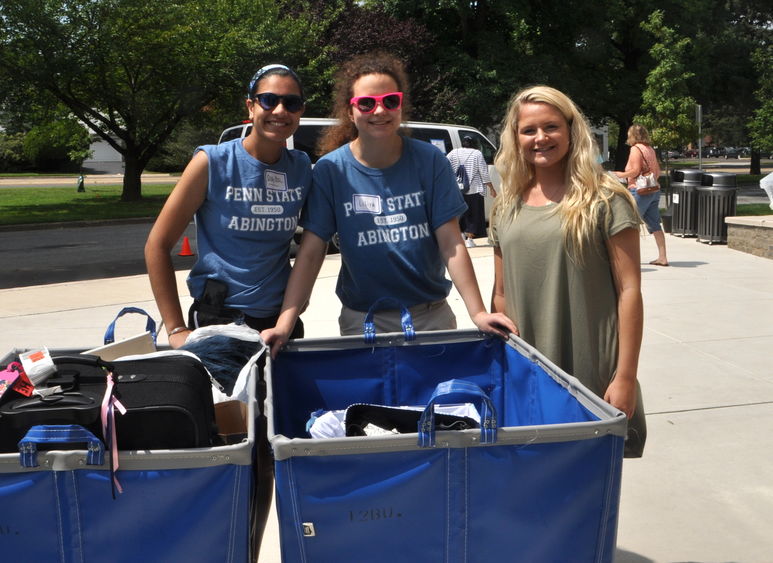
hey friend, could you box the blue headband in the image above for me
[247,64,302,98]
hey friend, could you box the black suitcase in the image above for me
[0,354,218,452]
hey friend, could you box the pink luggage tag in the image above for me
[101,371,127,496]
[0,362,34,398]
[0,363,20,399]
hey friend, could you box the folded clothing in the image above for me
[307,403,480,439]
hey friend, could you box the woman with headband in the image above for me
[145,64,311,556]
[146,63,311,346]
[261,52,515,358]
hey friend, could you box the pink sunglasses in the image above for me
[349,92,403,113]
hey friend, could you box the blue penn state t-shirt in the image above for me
[302,136,466,311]
[188,139,312,317]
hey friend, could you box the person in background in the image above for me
[490,85,646,457]
[759,171,773,211]
[261,52,515,358]
[447,135,495,247]
[144,63,312,557]
[615,124,669,267]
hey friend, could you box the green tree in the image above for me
[372,0,540,129]
[748,43,773,158]
[376,0,660,158]
[0,0,314,200]
[369,0,770,172]
[292,1,442,122]
[0,86,98,170]
[634,10,696,174]
[686,0,771,173]
[0,131,27,171]
[490,0,653,166]
[22,118,92,171]
[146,118,223,173]
[0,82,63,135]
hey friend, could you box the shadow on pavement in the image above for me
[640,261,709,272]
[615,548,654,563]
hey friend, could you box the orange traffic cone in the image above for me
[178,236,195,257]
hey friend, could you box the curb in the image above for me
[0,216,156,233]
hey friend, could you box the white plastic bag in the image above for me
[635,172,658,189]
[184,324,267,403]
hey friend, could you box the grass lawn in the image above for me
[735,174,767,186]
[734,203,772,216]
[0,185,173,226]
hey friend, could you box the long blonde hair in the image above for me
[493,85,635,260]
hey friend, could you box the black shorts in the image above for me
[187,299,304,339]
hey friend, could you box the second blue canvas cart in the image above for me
[266,329,627,563]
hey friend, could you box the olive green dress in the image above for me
[491,193,646,456]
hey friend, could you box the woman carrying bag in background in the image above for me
[615,123,669,267]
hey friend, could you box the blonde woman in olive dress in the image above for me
[490,85,646,456]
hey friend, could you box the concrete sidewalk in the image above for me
[0,172,177,189]
[1,233,772,562]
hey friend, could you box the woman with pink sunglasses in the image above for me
[262,52,515,357]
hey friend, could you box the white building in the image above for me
[82,132,124,173]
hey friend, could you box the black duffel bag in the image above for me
[0,354,218,452]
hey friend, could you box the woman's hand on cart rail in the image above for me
[261,327,290,359]
[472,311,519,339]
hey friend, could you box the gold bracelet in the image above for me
[167,326,189,337]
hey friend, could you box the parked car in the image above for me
[723,147,742,159]
[707,147,725,158]
[218,118,502,251]
[219,117,501,214]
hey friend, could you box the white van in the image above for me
[218,117,500,216]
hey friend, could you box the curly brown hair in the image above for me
[317,52,412,156]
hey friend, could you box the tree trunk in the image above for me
[121,153,143,202]
[614,123,631,170]
[750,149,761,175]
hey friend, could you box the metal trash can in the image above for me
[696,172,737,244]
[670,169,702,237]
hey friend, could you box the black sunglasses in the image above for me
[253,92,304,113]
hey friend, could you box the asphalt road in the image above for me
[0,221,196,289]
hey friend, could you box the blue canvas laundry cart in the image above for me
[266,329,627,563]
[0,348,258,563]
